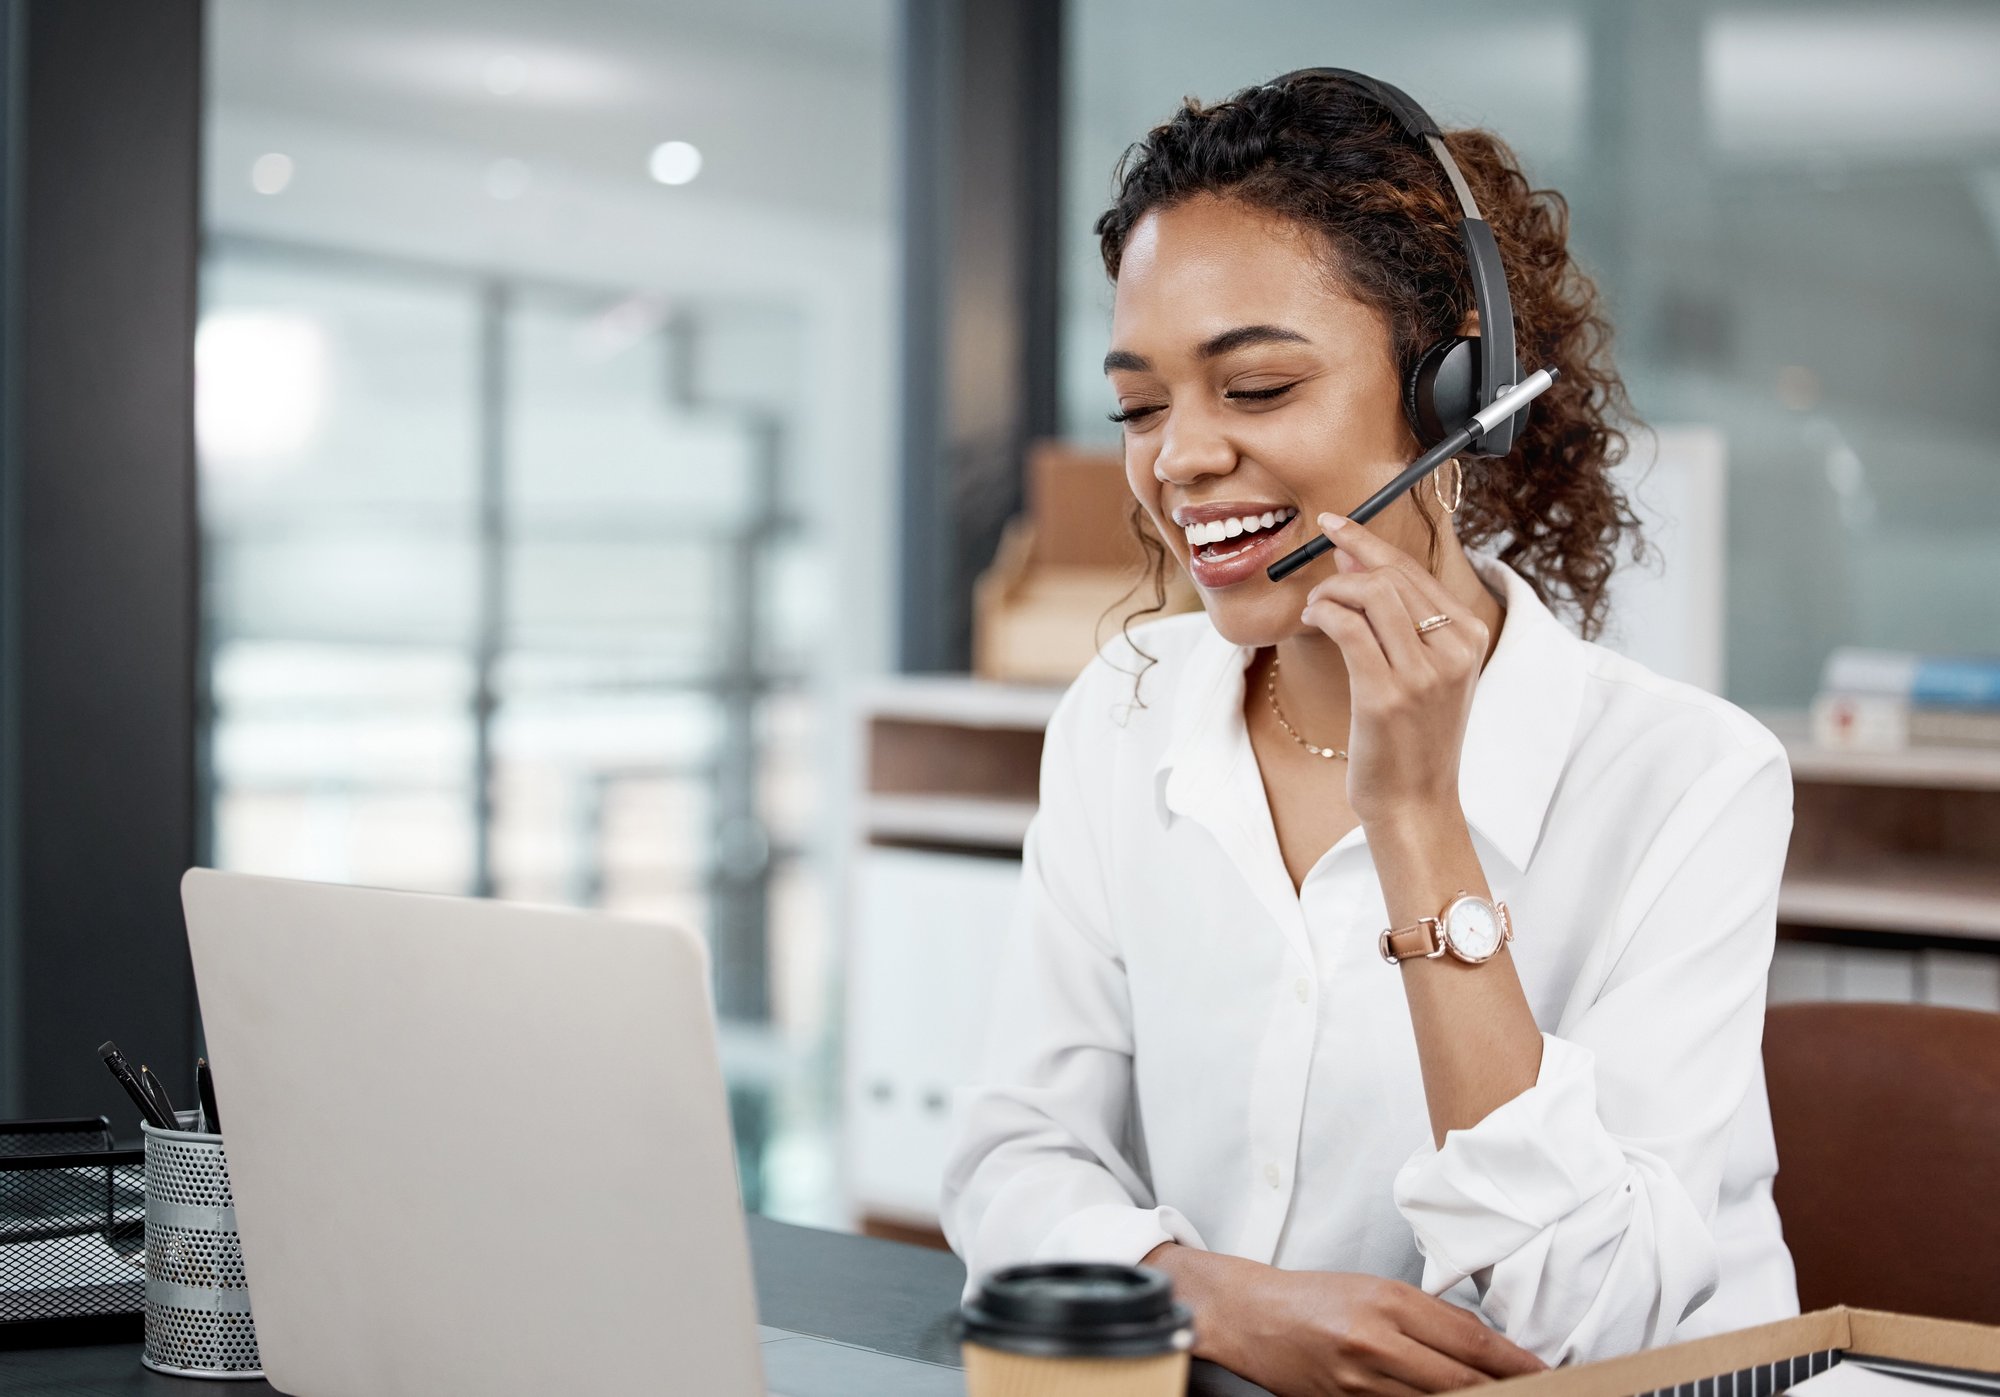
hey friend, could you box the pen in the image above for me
[98,1040,176,1130]
[139,1065,180,1129]
[196,1057,221,1135]
[1266,367,1562,582]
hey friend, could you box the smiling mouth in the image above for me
[1182,506,1299,561]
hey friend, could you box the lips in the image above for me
[1179,508,1304,589]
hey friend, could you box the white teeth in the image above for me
[1182,507,1298,550]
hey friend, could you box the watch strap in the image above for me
[1378,917,1446,965]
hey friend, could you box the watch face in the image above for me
[1444,897,1504,962]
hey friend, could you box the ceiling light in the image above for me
[250,152,294,196]
[648,141,702,186]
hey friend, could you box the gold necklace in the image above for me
[1266,656,1347,760]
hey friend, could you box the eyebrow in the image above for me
[1102,323,1312,375]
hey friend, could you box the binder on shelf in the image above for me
[1811,693,2000,753]
[1821,648,2000,710]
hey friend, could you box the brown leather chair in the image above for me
[1763,1000,2000,1322]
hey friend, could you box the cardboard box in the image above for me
[973,442,1197,685]
[1490,1308,2000,1396]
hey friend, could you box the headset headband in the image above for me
[1268,68,1522,456]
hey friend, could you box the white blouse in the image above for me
[940,551,1799,1366]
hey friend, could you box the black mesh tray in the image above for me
[0,1117,146,1347]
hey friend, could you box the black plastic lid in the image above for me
[958,1263,1195,1359]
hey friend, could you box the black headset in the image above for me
[1269,68,1527,459]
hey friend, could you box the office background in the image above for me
[2,0,1997,1237]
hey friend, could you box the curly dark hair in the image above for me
[1095,71,1645,653]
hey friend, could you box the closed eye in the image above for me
[1111,381,1296,425]
[1224,383,1296,403]
[1108,403,1164,425]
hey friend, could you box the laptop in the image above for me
[181,869,961,1396]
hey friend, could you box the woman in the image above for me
[939,71,1798,1395]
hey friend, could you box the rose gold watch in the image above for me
[1379,891,1513,966]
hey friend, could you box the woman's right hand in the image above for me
[1144,1244,1547,1396]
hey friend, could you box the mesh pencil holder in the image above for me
[140,1113,262,1380]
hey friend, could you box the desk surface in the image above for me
[0,1215,1264,1395]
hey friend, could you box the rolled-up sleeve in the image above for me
[939,682,1207,1294]
[1393,738,1793,1364]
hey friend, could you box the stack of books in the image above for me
[1811,648,2000,751]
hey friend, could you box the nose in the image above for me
[1152,406,1236,486]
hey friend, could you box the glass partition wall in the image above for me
[199,240,831,1210]
[201,248,484,898]
[201,0,891,1225]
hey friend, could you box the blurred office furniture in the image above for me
[1764,1001,2000,1323]
[842,678,2000,1239]
[845,679,1055,1243]
[847,849,1018,1235]
[1766,715,2000,1008]
[973,443,1196,685]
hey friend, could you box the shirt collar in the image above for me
[1153,551,1586,872]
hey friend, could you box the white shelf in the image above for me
[1762,710,2000,792]
[853,701,2000,934]
[1778,860,2000,942]
[855,675,1063,732]
[863,794,1036,851]
[855,697,2000,788]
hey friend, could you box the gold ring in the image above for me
[1415,614,1453,635]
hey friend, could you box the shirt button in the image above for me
[1264,1162,1281,1189]
[1294,977,1311,1004]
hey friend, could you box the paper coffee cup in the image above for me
[959,1262,1194,1397]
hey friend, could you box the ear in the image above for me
[1458,308,1481,338]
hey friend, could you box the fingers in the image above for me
[1359,1377,1426,1397]
[1299,593,1392,688]
[1379,1335,1490,1393]
[1394,1289,1548,1380]
[1315,512,1491,670]
[1304,568,1427,672]
[1392,576,1485,676]
[1317,512,1463,618]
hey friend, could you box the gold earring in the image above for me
[1432,457,1463,515]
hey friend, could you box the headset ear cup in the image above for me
[1403,336,1479,447]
